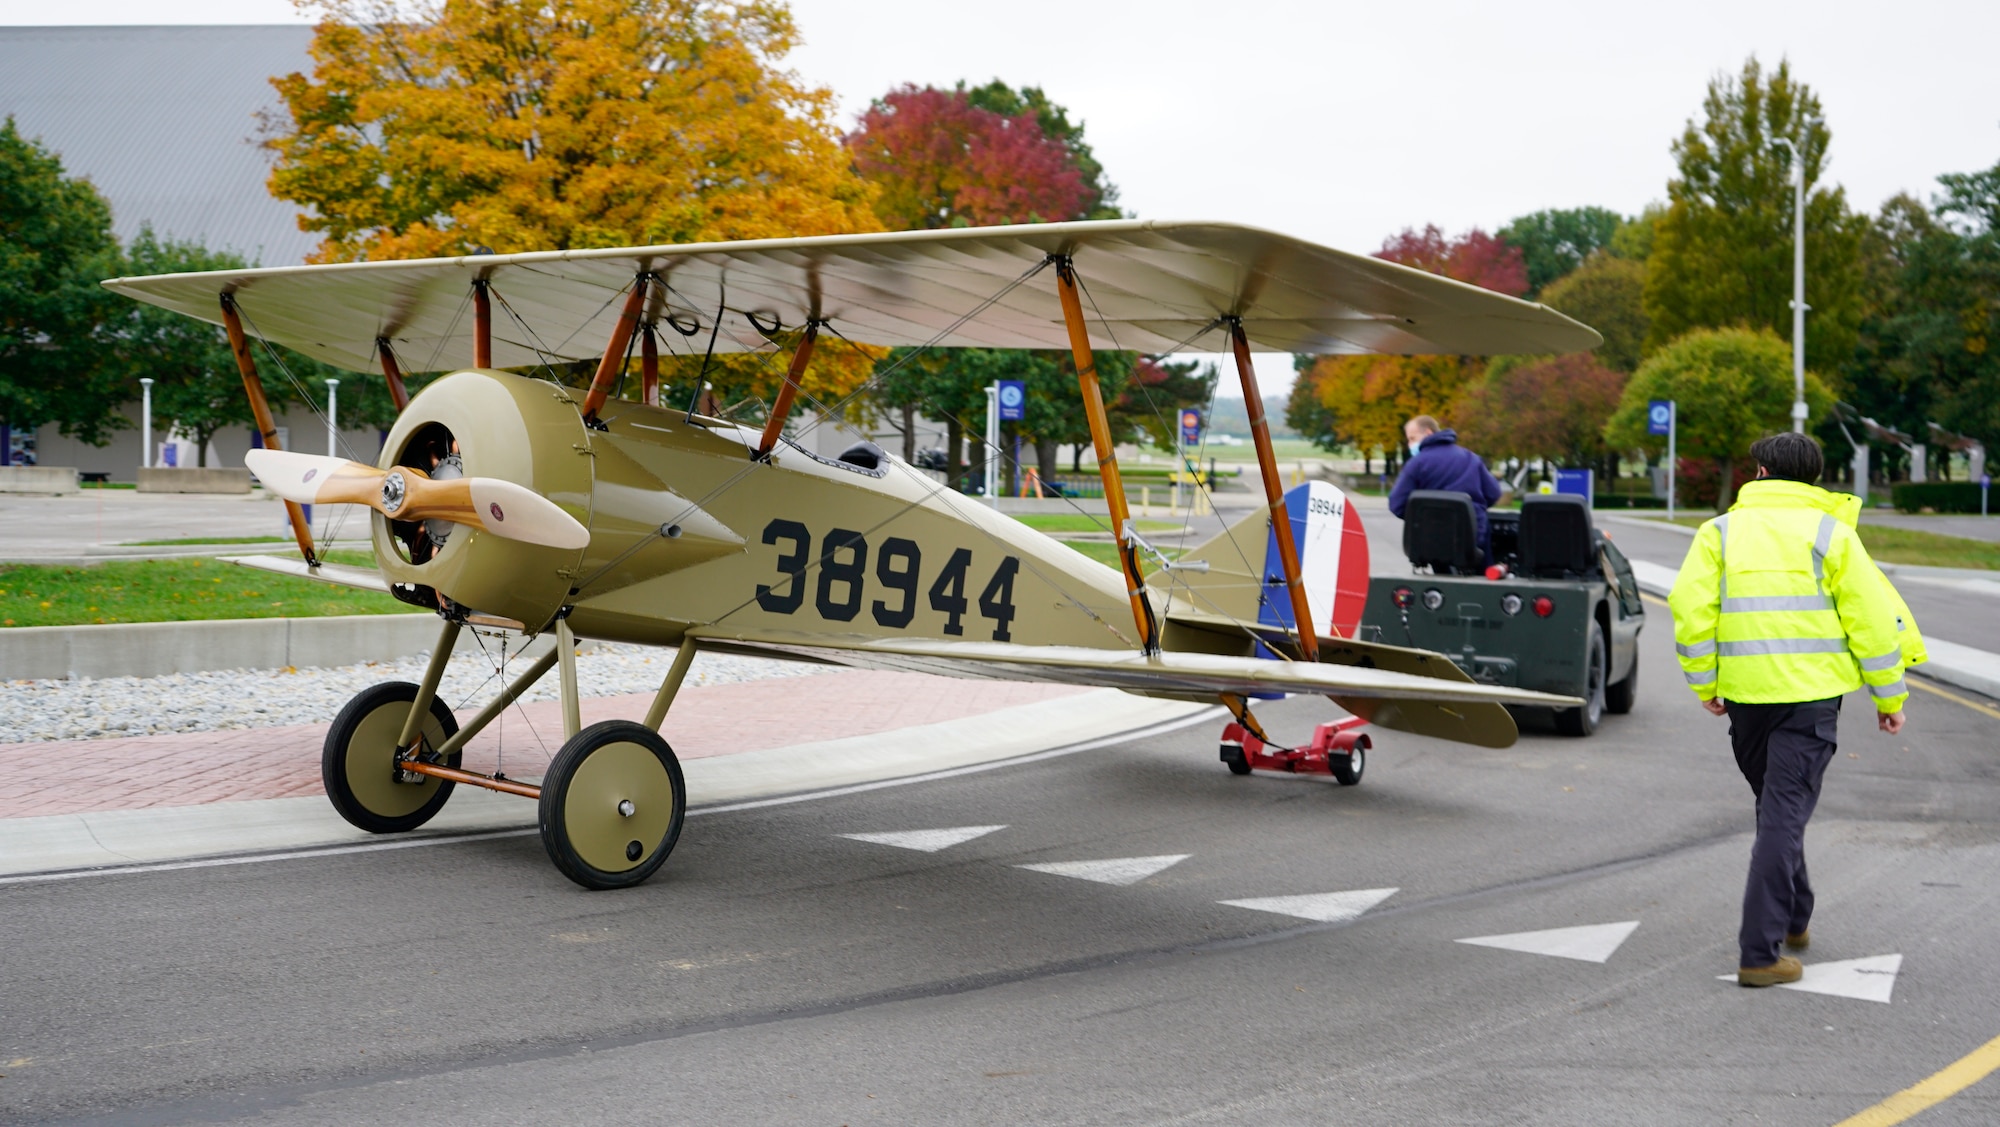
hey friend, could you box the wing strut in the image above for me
[471,278,492,368]
[640,320,660,407]
[220,293,319,568]
[377,337,411,412]
[1055,256,1160,655]
[752,319,824,461]
[580,274,652,421]
[1229,318,1319,660]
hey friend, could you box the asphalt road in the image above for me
[7,602,2000,1125]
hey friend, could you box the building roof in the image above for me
[0,25,318,266]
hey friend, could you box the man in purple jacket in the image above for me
[1388,415,1504,557]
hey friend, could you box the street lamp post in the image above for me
[140,377,154,468]
[325,378,339,456]
[1783,118,1822,435]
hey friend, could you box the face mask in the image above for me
[1408,441,1422,457]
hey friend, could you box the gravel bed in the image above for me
[0,643,829,743]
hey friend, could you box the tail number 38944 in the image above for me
[754,519,1020,642]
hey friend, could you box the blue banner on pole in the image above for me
[997,380,1025,422]
[1180,407,1203,446]
[1647,400,1673,437]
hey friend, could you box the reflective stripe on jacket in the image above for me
[1667,479,1920,713]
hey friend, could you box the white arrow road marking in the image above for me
[837,826,1007,853]
[1457,921,1640,964]
[1718,954,1903,1003]
[1218,888,1399,923]
[1016,854,1190,886]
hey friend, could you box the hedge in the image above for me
[1891,482,1988,513]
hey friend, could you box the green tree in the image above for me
[118,231,248,467]
[1539,253,1649,373]
[0,117,126,456]
[1499,206,1624,297]
[1643,57,1865,374]
[1605,327,1832,507]
[1608,203,1665,262]
[1286,353,1340,452]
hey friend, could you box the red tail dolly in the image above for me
[1220,715,1369,786]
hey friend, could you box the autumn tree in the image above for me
[0,117,127,456]
[1457,354,1626,477]
[1644,56,1865,373]
[847,83,1107,232]
[1500,207,1624,297]
[1538,253,1649,374]
[961,80,1122,221]
[269,0,879,259]
[1605,327,1832,507]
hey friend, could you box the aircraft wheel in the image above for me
[323,682,460,834]
[539,721,685,891]
[1555,623,1608,737]
[1606,648,1639,715]
[1331,742,1366,787]
[1221,744,1252,775]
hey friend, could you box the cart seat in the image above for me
[1518,494,1597,579]
[1403,490,1485,575]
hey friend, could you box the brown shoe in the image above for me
[1785,929,1810,951]
[1739,956,1804,987]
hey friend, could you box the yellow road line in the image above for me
[1833,1031,2000,1126]
[1907,675,2000,721]
[1641,593,1670,609]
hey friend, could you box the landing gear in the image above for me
[1219,716,1371,785]
[323,681,462,834]
[539,721,686,891]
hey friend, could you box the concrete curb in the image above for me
[2,613,472,681]
[1626,560,2000,702]
[0,692,1219,879]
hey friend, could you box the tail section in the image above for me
[1171,481,1370,639]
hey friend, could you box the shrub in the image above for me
[1891,482,1986,513]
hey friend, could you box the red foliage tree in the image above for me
[846,85,1091,231]
[1376,224,1529,297]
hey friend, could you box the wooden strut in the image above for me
[1231,319,1320,663]
[399,759,541,800]
[377,338,411,412]
[580,275,652,421]
[472,279,492,369]
[220,293,319,567]
[1054,257,1159,655]
[753,320,823,460]
[640,321,660,407]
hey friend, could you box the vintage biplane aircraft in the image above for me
[104,220,1602,890]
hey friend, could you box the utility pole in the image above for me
[325,378,339,456]
[140,377,154,468]
[1786,118,1821,434]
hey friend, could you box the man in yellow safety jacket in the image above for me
[1669,432,1925,988]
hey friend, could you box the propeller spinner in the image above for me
[245,449,590,551]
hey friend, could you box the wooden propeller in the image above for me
[244,450,590,551]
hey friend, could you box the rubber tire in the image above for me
[1331,743,1366,787]
[540,721,686,891]
[1605,646,1639,715]
[1221,745,1252,775]
[323,681,460,834]
[1555,623,1608,737]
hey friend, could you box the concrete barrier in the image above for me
[0,613,585,681]
[138,467,252,494]
[0,466,80,495]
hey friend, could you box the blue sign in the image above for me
[1180,408,1203,446]
[996,380,1025,422]
[1554,468,1594,502]
[1647,400,1674,437]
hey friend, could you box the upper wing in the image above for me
[687,626,1581,749]
[101,220,1600,373]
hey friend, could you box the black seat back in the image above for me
[1518,494,1596,578]
[1403,490,1484,575]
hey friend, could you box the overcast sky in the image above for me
[5,0,1996,398]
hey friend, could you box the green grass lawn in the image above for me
[1060,540,1184,568]
[1623,515,2000,571]
[1012,514,1178,534]
[0,550,412,627]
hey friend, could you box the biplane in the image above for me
[103,220,1602,890]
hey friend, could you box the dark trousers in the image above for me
[1726,697,1841,968]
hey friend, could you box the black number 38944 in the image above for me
[754,519,1020,642]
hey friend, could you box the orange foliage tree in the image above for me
[265,0,883,408]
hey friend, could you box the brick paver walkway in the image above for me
[0,671,1088,818]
